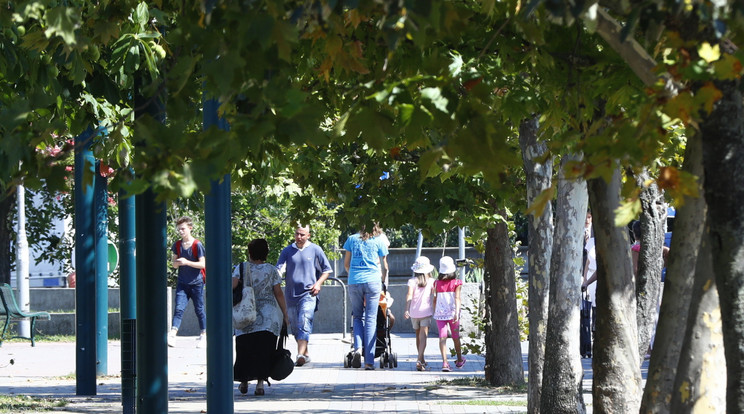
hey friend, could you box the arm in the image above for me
[232,277,240,290]
[583,270,597,288]
[431,281,438,314]
[453,285,462,322]
[344,251,351,274]
[380,255,389,283]
[273,284,290,326]
[404,284,414,319]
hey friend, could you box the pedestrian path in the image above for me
[0,333,596,413]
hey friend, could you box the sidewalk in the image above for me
[1,333,565,413]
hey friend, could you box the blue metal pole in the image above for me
[94,161,109,376]
[119,187,136,414]
[135,190,167,413]
[74,127,97,395]
[135,78,168,414]
[203,96,234,414]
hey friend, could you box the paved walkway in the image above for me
[1,333,598,413]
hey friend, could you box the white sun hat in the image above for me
[439,256,457,275]
[411,256,435,274]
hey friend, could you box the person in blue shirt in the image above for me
[276,225,333,366]
[343,224,389,370]
[168,216,207,348]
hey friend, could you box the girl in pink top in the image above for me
[404,256,435,371]
[432,256,465,372]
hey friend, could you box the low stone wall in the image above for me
[18,283,485,338]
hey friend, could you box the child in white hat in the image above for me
[432,256,465,371]
[405,256,435,371]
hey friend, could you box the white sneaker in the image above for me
[196,334,206,349]
[167,330,177,348]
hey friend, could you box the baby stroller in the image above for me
[343,290,398,369]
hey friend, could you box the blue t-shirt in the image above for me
[343,234,389,285]
[171,240,206,285]
[276,242,333,305]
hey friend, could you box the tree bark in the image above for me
[670,223,726,412]
[519,116,554,414]
[540,154,587,413]
[587,165,642,413]
[634,170,666,365]
[0,189,15,286]
[484,212,526,386]
[700,77,744,412]
[640,131,707,413]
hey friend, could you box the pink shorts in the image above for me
[436,319,460,339]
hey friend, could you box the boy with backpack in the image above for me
[168,216,207,348]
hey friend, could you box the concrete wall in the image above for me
[330,247,483,278]
[17,283,485,338]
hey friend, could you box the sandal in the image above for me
[238,382,248,394]
[442,362,451,372]
[416,361,425,371]
[455,358,467,369]
[364,364,374,370]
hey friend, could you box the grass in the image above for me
[3,333,122,343]
[431,376,528,393]
[445,399,527,407]
[0,395,68,412]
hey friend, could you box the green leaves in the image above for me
[44,7,80,45]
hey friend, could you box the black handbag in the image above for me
[270,323,294,381]
[232,263,244,306]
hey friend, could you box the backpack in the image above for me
[176,239,206,283]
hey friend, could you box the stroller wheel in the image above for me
[343,352,350,368]
[392,353,398,368]
[380,357,385,369]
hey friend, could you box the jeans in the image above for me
[172,281,206,331]
[349,281,382,366]
[287,294,316,342]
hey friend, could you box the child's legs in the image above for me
[449,320,462,359]
[188,282,207,332]
[418,325,429,361]
[436,320,449,360]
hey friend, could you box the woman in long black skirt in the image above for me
[232,239,289,395]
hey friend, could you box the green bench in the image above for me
[0,283,50,347]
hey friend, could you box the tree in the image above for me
[519,116,554,413]
[540,154,588,412]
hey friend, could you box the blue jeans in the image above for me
[172,281,206,331]
[287,294,316,342]
[349,281,382,366]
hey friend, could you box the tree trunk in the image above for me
[0,189,15,286]
[634,169,666,365]
[640,131,706,413]
[587,165,642,413]
[484,212,525,386]
[519,116,554,414]
[670,224,726,412]
[540,154,587,413]
[700,77,744,412]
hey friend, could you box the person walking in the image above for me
[276,224,333,366]
[432,256,465,372]
[343,226,389,370]
[168,216,207,348]
[233,239,290,396]
[404,256,435,371]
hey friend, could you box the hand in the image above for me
[404,310,410,319]
[174,257,188,267]
[310,283,321,296]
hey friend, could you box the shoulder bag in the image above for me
[270,323,294,381]
[232,262,257,330]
